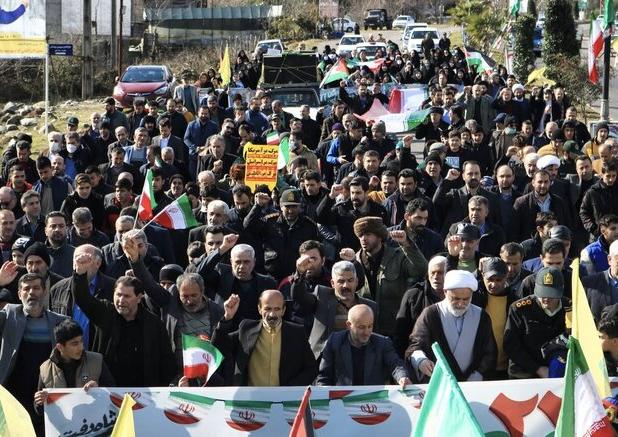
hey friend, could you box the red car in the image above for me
[112,65,177,108]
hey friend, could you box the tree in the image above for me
[449,0,506,52]
[528,0,538,18]
[542,0,580,67]
[512,14,536,81]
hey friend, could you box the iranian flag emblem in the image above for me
[283,398,330,429]
[342,390,392,425]
[164,392,217,425]
[224,400,272,431]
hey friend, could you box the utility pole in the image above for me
[600,33,611,121]
[111,0,117,69]
[82,0,93,98]
[118,0,124,78]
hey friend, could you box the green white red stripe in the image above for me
[266,131,280,145]
[224,400,272,432]
[589,19,604,84]
[137,168,158,221]
[342,390,392,426]
[555,337,613,437]
[277,135,290,169]
[320,57,349,88]
[152,194,199,229]
[181,334,223,380]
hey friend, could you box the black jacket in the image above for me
[15,215,45,243]
[211,318,317,386]
[71,272,177,386]
[316,196,389,251]
[580,181,618,237]
[446,219,506,257]
[582,271,617,322]
[512,192,571,241]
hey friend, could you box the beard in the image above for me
[446,303,468,318]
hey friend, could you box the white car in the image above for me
[392,15,414,29]
[406,27,439,53]
[254,39,285,57]
[332,17,357,33]
[402,22,429,44]
[353,42,387,60]
[336,34,365,57]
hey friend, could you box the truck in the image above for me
[363,9,392,30]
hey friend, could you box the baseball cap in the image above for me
[534,266,564,299]
[456,223,481,241]
[563,140,582,156]
[493,113,507,124]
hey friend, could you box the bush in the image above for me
[449,0,506,52]
[512,14,536,81]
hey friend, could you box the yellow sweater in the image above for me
[247,323,281,386]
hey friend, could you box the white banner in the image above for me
[61,0,131,36]
[0,0,46,59]
[44,378,609,436]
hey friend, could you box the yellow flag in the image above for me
[219,44,231,87]
[571,258,611,397]
[111,394,137,437]
[0,385,36,437]
[526,67,556,86]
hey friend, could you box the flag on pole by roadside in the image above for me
[571,258,611,397]
[151,194,199,230]
[589,18,605,84]
[412,343,484,437]
[509,0,521,16]
[554,337,613,437]
[219,44,232,87]
[111,394,137,437]
[0,385,36,437]
[137,168,158,221]
[278,135,290,170]
[320,57,349,88]
[463,46,496,75]
[289,386,314,437]
[182,334,224,382]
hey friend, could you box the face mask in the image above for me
[504,127,517,135]
[66,144,78,153]
[49,142,61,153]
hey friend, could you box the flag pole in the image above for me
[600,34,611,121]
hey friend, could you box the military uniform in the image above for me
[504,295,570,378]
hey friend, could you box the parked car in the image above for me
[113,65,176,108]
[402,22,429,44]
[254,39,285,57]
[533,27,543,56]
[392,15,414,29]
[353,42,387,60]
[332,17,357,33]
[336,34,366,56]
[406,27,439,53]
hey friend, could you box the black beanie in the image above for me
[23,242,50,267]
[159,264,184,283]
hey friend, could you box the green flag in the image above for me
[603,0,615,29]
[406,108,431,131]
[412,343,484,437]
[509,0,521,16]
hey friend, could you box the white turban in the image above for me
[536,154,561,170]
[444,270,478,292]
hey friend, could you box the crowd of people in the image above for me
[1,39,618,435]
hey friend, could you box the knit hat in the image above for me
[353,216,388,241]
[12,237,33,254]
[23,242,50,267]
[159,264,184,283]
[425,152,443,166]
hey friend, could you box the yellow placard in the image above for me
[243,142,278,192]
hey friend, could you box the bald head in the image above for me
[347,304,374,346]
[258,289,285,328]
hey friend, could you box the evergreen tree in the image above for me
[512,14,536,81]
[542,0,580,66]
[528,0,538,18]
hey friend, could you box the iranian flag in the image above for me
[151,194,199,230]
[181,334,223,381]
[137,168,158,221]
[464,46,496,75]
[320,57,349,88]
[554,337,614,437]
[589,19,604,84]
[278,135,290,169]
[266,131,280,145]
